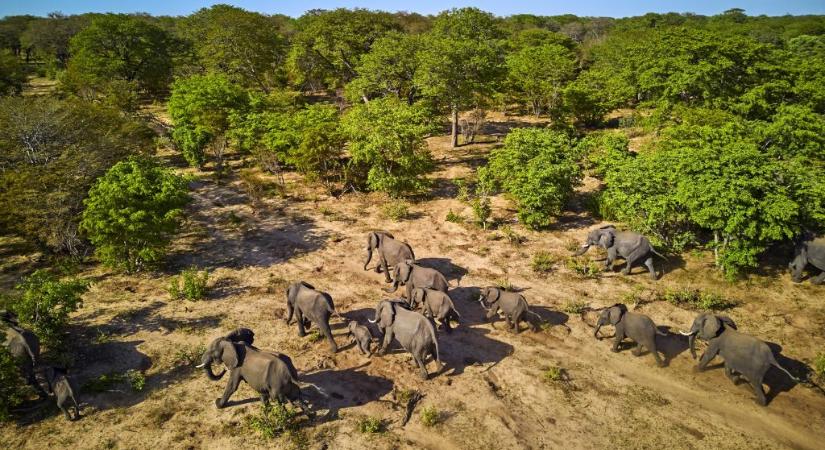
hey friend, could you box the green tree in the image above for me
[342,98,435,196]
[0,50,25,95]
[0,344,27,422]
[168,74,249,171]
[179,5,288,91]
[479,128,582,229]
[20,13,90,73]
[80,156,190,272]
[506,43,576,118]
[345,32,421,104]
[415,8,505,147]
[64,14,174,104]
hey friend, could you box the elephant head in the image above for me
[368,300,397,329]
[384,260,413,293]
[286,281,315,323]
[575,225,616,255]
[364,231,394,270]
[789,244,807,283]
[478,287,501,310]
[197,336,241,381]
[594,303,626,338]
[680,313,737,359]
[224,328,255,346]
[410,287,426,309]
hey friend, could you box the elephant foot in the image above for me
[298,331,306,337]
[621,269,630,275]
[692,366,704,373]
[610,347,619,353]
[215,398,226,409]
[754,397,767,407]
[656,360,666,368]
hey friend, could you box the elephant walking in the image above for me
[411,287,460,333]
[1,311,46,397]
[575,225,666,280]
[44,367,80,421]
[789,236,825,284]
[594,304,666,367]
[286,281,341,353]
[478,287,540,333]
[384,260,449,301]
[681,314,797,406]
[364,231,415,283]
[369,300,443,380]
[198,330,315,415]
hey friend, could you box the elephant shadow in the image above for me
[415,258,468,285]
[443,286,486,327]
[529,306,569,329]
[653,326,690,365]
[763,342,807,403]
[442,325,514,376]
[301,363,393,415]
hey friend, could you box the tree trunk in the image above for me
[713,231,720,268]
[451,106,459,148]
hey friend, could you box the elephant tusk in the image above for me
[679,330,696,336]
[195,363,206,368]
[368,318,377,323]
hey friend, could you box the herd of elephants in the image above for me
[1,227,823,423]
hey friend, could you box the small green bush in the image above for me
[357,416,384,434]
[0,346,27,422]
[499,225,525,246]
[247,403,299,439]
[126,369,146,391]
[531,251,555,273]
[445,210,465,224]
[565,258,601,278]
[542,366,566,383]
[562,300,588,314]
[470,196,492,229]
[813,353,825,380]
[307,330,323,343]
[420,405,440,427]
[381,201,410,221]
[168,267,209,301]
[663,288,736,311]
[8,270,88,348]
[453,178,471,202]
[173,344,206,367]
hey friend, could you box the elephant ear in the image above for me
[701,315,721,339]
[598,230,615,248]
[380,301,396,328]
[219,340,240,369]
[717,315,737,330]
[368,232,379,250]
[608,305,625,325]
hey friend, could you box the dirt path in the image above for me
[2,130,824,449]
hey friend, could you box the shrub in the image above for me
[420,405,440,427]
[499,225,525,246]
[9,270,88,348]
[542,366,566,383]
[381,201,410,221]
[307,330,323,343]
[479,128,581,229]
[172,344,206,367]
[453,179,471,201]
[247,403,299,439]
[562,300,588,314]
[168,267,210,301]
[470,196,492,229]
[531,251,556,273]
[565,257,601,278]
[0,345,27,422]
[445,210,465,224]
[813,353,825,380]
[126,370,146,392]
[663,288,736,311]
[357,416,384,434]
[80,157,190,272]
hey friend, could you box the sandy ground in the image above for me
[2,117,825,450]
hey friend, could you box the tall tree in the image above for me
[345,32,421,104]
[506,43,576,118]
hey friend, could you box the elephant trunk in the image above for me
[383,279,399,293]
[199,354,225,381]
[593,317,604,338]
[363,247,373,271]
[574,244,590,256]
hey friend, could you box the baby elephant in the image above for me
[595,304,666,367]
[44,367,80,421]
[478,287,540,333]
[347,321,374,356]
[411,287,460,333]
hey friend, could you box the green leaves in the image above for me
[80,157,190,272]
[480,128,582,229]
[506,44,576,118]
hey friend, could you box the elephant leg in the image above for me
[697,341,720,371]
[297,311,306,337]
[379,328,394,355]
[216,372,242,408]
[60,406,71,420]
[606,247,617,270]
[443,317,453,334]
[413,353,429,380]
[504,315,513,332]
[647,341,664,367]
[260,391,270,406]
[320,321,338,353]
[750,378,767,406]
[644,257,657,280]
[611,331,624,353]
[812,271,825,285]
[622,256,635,275]
[380,258,392,282]
[725,365,738,384]
[631,342,643,356]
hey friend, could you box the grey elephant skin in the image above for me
[575,225,666,279]
[384,260,449,301]
[369,300,443,380]
[364,231,415,282]
[479,287,539,333]
[411,287,460,333]
[682,313,797,406]
[1,313,46,396]
[789,236,825,284]
[286,281,340,352]
[595,304,666,367]
[198,331,313,415]
[44,366,80,421]
[347,321,373,355]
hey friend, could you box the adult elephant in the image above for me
[683,313,737,359]
[1,311,46,397]
[574,225,666,280]
[789,236,825,284]
[197,331,314,415]
[384,260,449,301]
[680,314,797,406]
[286,281,341,353]
[369,300,443,380]
[478,287,539,333]
[410,287,460,333]
[364,231,415,283]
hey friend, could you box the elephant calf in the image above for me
[369,300,443,380]
[286,281,341,353]
[595,304,666,367]
[479,287,540,333]
[347,321,374,356]
[364,231,416,283]
[789,236,825,284]
[44,366,80,421]
[682,313,797,406]
[411,288,460,333]
[385,260,449,301]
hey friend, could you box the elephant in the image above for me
[680,314,797,406]
[197,331,315,415]
[347,321,373,356]
[369,300,443,380]
[1,311,46,397]
[789,236,825,284]
[410,287,460,333]
[43,367,80,421]
[683,313,737,360]
[286,281,342,353]
[594,304,666,367]
[384,260,449,301]
[364,231,415,283]
[478,287,540,333]
[574,225,666,280]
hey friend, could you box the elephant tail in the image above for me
[423,319,441,363]
[769,355,799,383]
[650,248,669,261]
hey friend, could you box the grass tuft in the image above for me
[565,257,601,278]
[381,201,410,221]
[168,266,209,301]
[663,288,736,311]
[562,300,588,315]
[531,251,555,273]
[420,405,440,427]
[445,210,465,224]
[357,416,384,434]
